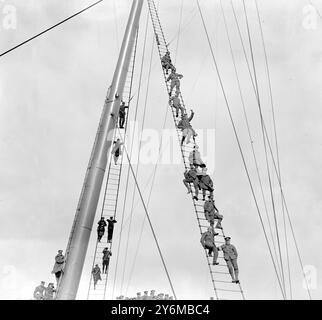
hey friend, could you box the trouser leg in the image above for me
[120,116,125,128]
[215,215,223,229]
[232,259,239,281]
[181,134,185,145]
[108,228,114,241]
[186,129,192,144]
[183,179,192,193]
[213,246,218,264]
[193,181,199,197]
[226,259,235,281]
[205,245,213,256]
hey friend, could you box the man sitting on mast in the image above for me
[97,217,107,242]
[197,167,214,201]
[161,50,175,75]
[119,101,129,129]
[218,237,239,284]
[177,109,197,145]
[92,264,102,290]
[169,91,184,118]
[189,145,206,168]
[51,250,65,286]
[183,164,200,200]
[166,68,183,96]
[102,247,112,274]
[200,226,219,265]
[204,194,223,229]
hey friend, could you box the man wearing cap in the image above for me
[161,51,175,75]
[197,168,214,201]
[200,227,219,265]
[150,290,156,300]
[92,264,102,290]
[119,101,129,129]
[97,217,107,242]
[188,145,206,168]
[44,283,56,300]
[51,250,65,285]
[142,290,149,300]
[218,237,239,283]
[33,281,46,300]
[102,247,112,273]
[106,216,117,243]
[136,292,142,300]
[204,195,223,229]
[169,91,184,118]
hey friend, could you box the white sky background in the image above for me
[0,0,322,300]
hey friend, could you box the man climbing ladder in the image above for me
[147,0,245,299]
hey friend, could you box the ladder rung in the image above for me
[215,288,242,293]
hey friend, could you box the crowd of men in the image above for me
[116,290,174,300]
[33,49,240,299]
[162,50,240,285]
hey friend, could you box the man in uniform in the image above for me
[51,250,65,285]
[183,164,200,200]
[177,110,197,145]
[169,92,184,118]
[44,283,56,300]
[97,217,107,242]
[200,227,219,265]
[218,237,239,283]
[33,281,46,300]
[106,216,117,243]
[102,247,112,273]
[161,51,175,75]
[189,145,206,168]
[92,264,102,290]
[111,139,124,165]
[204,195,223,229]
[119,101,129,129]
[198,168,214,201]
[166,69,183,96]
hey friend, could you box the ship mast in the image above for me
[56,0,144,300]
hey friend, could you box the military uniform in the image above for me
[167,72,183,96]
[102,248,112,273]
[33,283,46,300]
[183,168,199,198]
[97,218,107,242]
[169,95,184,117]
[220,242,239,282]
[200,230,218,265]
[92,265,102,289]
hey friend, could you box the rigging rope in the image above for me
[219,0,283,280]
[116,127,177,300]
[196,0,286,299]
[0,0,104,58]
[242,0,286,297]
[120,9,153,295]
[254,0,292,299]
[111,24,144,298]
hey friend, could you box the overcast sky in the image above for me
[0,0,322,300]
